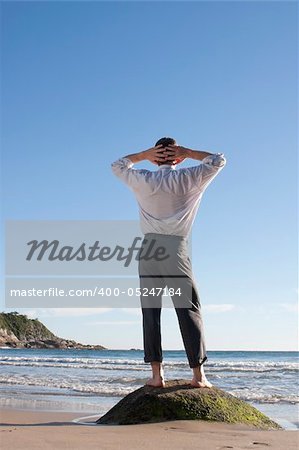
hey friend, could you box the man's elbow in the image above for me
[111,161,121,175]
[214,153,226,168]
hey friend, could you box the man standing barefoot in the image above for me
[111,137,226,388]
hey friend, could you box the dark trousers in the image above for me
[138,232,208,369]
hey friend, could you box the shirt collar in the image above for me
[158,164,177,170]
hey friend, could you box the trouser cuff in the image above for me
[189,355,208,368]
[144,358,163,363]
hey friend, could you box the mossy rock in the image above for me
[96,379,282,429]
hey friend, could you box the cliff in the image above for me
[0,311,106,350]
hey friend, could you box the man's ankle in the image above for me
[153,373,164,378]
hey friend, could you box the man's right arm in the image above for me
[163,145,226,168]
[187,149,226,168]
[163,144,227,191]
[185,149,214,161]
[186,150,226,192]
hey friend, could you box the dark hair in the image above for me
[154,137,177,166]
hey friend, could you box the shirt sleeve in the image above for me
[111,157,145,190]
[186,152,227,192]
[201,152,226,168]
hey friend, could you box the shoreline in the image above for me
[1,407,298,450]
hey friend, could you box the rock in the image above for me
[0,327,19,345]
[96,379,282,429]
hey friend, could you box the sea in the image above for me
[0,349,298,430]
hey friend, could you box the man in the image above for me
[111,137,226,388]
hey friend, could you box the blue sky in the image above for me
[1,1,297,351]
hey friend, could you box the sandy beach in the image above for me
[0,408,298,450]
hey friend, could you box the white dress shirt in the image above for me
[111,152,226,237]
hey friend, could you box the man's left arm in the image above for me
[111,145,166,188]
[110,156,142,190]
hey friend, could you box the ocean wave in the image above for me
[0,356,145,365]
[0,361,147,371]
[0,373,297,404]
[227,389,299,405]
[0,356,297,373]
[0,374,140,397]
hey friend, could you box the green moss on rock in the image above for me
[96,379,282,429]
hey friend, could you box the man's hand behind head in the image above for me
[163,145,190,163]
[143,142,190,166]
[154,137,183,166]
[143,144,170,165]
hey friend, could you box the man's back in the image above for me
[111,152,226,237]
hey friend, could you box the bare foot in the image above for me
[190,366,213,388]
[190,377,213,388]
[145,376,165,388]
